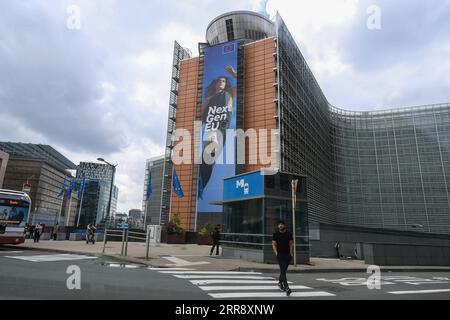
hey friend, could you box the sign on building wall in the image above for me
[197,41,238,213]
[223,171,264,202]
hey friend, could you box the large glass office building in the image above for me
[165,10,450,236]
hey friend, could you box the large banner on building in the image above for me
[197,41,238,213]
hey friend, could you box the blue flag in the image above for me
[172,169,184,198]
[146,171,153,200]
[66,178,75,200]
[77,175,86,199]
[198,174,204,200]
[57,177,66,197]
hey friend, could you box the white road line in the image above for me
[148,267,195,271]
[125,265,138,269]
[109,263,121,267]
[163,256,210,267]
[190,280,293,285]
[208,291,335,299]
[199,285,312,291]
[159,271,262,275]
[174,275,274,280]
[389,289,450,295]
[5,254,97,262]
[0,251,24,254]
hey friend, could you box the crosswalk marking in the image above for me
[199,285,312,291]
[158,269,336,299]
[189,279,293,285]
[388,289,450,295]
[148,267,195,271]
[5,254,97,262]
[163,256,210,267]
[159,271,262,275]
[174,275,274,280]
[209,291,335,299]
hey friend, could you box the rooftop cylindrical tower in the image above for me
[206,10,275,45]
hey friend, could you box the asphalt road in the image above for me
[1,247,450,300]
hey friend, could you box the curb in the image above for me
[10,245,450,273]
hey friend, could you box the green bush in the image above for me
[167,212,184,235]
[198,222,214,236]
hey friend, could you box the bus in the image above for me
[0,189,31,245]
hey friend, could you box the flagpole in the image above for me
[76,184,85,227]
[66,193,72,227]
[57,191,64,225]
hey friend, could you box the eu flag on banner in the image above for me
[66,179,75,200]
[146,171,153,200]
[77,175,86,199]
[198,174,204,200]
[172,169,184,198]
[57,177,67,197]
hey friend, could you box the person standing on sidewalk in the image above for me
[51,222,59,241]
[34,222,42,243]
[272,220,294,296]
[209,224,221,256]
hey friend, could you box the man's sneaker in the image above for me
[278,282,285,291]
[286,288,292,296]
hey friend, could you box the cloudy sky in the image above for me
[1,0,449,213]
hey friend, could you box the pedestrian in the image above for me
[209,224,221,256]
[51,222,59,241]
[34,222,42,243]
[29,224,35,239]
[272,220,294,296]
[86,223,96,244]
[24,223,29,238]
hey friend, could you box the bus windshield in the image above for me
[0,190,31,230]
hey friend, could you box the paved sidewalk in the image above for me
[13,239,450,273]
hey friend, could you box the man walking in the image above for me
[209,224,221,256]
[272,221,294,296]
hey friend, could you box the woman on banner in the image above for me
[199,65,237,190]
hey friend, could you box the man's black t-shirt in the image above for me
[272,230,293,256]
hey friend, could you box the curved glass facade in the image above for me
[274,14,450,234]
[331,104,450,234]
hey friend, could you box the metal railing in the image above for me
[102,228,153,259]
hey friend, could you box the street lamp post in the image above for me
[97,158,117,226]
[291,179,298,267]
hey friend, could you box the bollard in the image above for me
[124,229,129,256]
[121,229,126,256]
[145,227,151,260]
[102,227,107,254]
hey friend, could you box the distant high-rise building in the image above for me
[111,185,119,217]
[76,162,118,226]
[142,155,169,227]
[129,209,143,227]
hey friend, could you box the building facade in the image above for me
[0,150,9,188]
[142,155,168,226]
[0,142,78,227]
[129,209,143,228]
[164,11,450,235]
[76,162,118,226]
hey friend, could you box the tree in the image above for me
[167,212,184,235]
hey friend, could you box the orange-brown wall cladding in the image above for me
[243,37,278,172]
[170,57,199,231]
[170,38,278,231]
